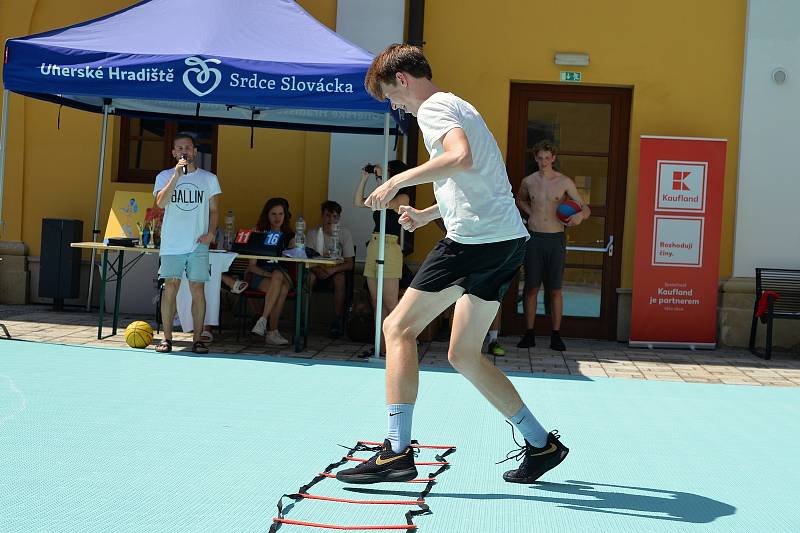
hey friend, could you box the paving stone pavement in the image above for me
[1,304,798,387]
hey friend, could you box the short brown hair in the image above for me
[320,200,342,215]
[365,44,433,100]
[173,132,197,148]
[532,139,558,157]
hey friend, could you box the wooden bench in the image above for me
[748,268,800,359]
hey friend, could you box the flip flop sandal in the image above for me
[192,341,209,354]
[200,330,214,342]
[155,339,173,353]
[231,280,249,294]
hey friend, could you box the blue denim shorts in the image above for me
[159,245,210,282]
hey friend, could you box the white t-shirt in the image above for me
[153,168,221,255]
[417,92,528,244]
[308,226,356,259]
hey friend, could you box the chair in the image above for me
[748,267,800,360]
[227,258,302,341]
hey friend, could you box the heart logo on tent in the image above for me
[182,57,222,97]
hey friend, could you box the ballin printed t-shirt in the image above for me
[153,168,221,255]
[417,92,528,244]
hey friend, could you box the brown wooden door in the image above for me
[502,83,632,340]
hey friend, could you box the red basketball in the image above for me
[556,200,582,223]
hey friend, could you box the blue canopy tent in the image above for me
[1,0,398,357]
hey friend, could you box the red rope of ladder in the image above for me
[272,518,416,530]
[296,493,425,505]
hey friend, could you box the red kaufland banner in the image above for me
[630,136,727,348]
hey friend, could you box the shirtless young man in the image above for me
[334,44,569,486]
[516,140,590,351]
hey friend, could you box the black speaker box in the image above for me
[39,218,83,306]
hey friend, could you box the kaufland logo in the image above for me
[655,161,707,212]
[182,57,222,97]
[672,170,691,191]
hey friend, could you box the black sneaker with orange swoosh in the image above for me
[336,439,418,484]
[499,430,569,484]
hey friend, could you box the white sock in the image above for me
[508,404,548,448]
[488,330,498,342]
[387,403,414,453]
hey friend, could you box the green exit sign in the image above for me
[560,71,582,82]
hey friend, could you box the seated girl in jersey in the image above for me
[247,197,295,346]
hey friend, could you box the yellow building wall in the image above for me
[0,0,336,256]
[415,0,746,286]
[1,0,746,289]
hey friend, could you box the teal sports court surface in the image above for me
[1,339,799,532]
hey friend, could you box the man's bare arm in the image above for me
[197,194,220,244]
[207,194,220,237]
[516,177,532,218]
[387,128,472,190]
[155,176,178,208]
[366,129,472,210]
[155,162,186,208]
[564,178,590,225]
[398,204,441,233]
[418,204,442,223]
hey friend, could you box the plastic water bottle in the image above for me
[295,215,306,250]
[224,209,235,250]
[329,223,341,259]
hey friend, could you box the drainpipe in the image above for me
[405,0,424,169]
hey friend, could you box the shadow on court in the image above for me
[165,348,597,382]
[344,479,736,524]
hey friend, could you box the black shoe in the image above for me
[329,317,344,338]
[500,430,569,484]
[517,331,536,348]
[550,333,566,351]
[336,439,418,484]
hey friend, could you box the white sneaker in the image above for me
[265,329,289,346]
[251,316,268,336]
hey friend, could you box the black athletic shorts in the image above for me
[524,231,566,290]
[410,237,527,302]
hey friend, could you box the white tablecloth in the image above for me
[176,251,237,332]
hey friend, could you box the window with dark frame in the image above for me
[116,117,218,183]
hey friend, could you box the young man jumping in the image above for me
[335,44,569,485]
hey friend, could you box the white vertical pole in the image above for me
[372,113,391,361]
[86,102,110,310]
[0,90,10,238]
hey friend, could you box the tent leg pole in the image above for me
[86,103,110,311]
[0,90,10,238]
[0,91,8,332]
[372,113,392,362]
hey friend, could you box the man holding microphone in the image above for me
[153,133,221,354]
